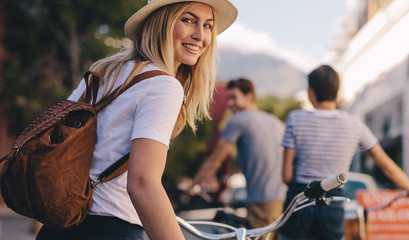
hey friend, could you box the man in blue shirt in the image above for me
[188,78,287,240]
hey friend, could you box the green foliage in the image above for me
[257,95,302,122]
[2,0,143,132]
[165,119,215,184]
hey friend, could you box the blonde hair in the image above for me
[88,2,218,137]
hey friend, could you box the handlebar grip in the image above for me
[304,172,348,199]
[321,172,348,192]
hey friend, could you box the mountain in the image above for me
[216,48,306,98]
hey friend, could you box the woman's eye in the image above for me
[204,23,213,30]
[182,18,193,24]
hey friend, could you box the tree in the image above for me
[165,119,215,184]
[257,95,301,122]
[1,0,143,132]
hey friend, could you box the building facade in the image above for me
[335,0,409,185]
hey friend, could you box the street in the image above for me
[0,206,35,240]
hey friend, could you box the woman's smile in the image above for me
[173,3,213,69]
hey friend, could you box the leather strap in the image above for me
[95,70,168,112]
[92,70,169,187]
[96,153,130,186]
[81,72,100,105]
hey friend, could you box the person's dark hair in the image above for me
[308,65,340,102]
[227,78,256,97]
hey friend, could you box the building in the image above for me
[335,0,409,185]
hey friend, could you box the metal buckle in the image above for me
[74,121,82,128]
[92,179,101,188]
[13,146,20,157]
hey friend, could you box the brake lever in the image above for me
[329,196,350,202]
[316,196,350,206]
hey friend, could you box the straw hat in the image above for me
[124,0,238,41]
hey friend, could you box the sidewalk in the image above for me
[0,206,36,240]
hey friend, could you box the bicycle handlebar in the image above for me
[178,172,349,240]
[304,172,348,200]
[322,172,348,191]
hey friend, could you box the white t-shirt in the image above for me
[68,62,184,226]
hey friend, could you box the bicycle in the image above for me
[176,172,349,240]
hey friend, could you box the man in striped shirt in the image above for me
[277,65,409,240]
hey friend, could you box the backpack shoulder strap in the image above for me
[78,71,100,104]
[92,70,170,187]
[94,70,169,112]
[92,153,129,188]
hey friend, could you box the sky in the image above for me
[217,0,348,73]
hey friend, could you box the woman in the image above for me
[36,0,238,239]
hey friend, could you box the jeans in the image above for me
[36,215,144,240]
[277,183,345,240]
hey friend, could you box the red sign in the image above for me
[357,189,409,240]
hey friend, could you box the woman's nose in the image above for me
[191,26,204,41]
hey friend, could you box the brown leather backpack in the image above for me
[0,70,167,229]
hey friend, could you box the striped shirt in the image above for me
[282,109,378,184]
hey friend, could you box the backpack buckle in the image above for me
[91,179,101,188]
[13,146,20,157]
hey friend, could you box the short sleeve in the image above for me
[358,120,378,152]
[221,115,242,143]
[281,112,296,149]
[131,76,184,147]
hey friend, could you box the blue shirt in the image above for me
[222,109,287,203]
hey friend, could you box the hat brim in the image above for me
[124,0,238,41]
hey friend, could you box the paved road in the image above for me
[0,207,36,240]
